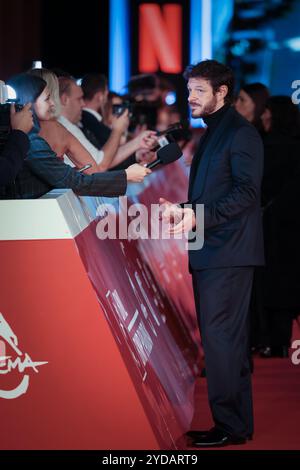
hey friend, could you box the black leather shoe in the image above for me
[186,428,252,441]
[190,427,246,448]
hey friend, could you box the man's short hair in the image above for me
[58,76,76,97]
[81,74,108,101]
[184,60,235,104]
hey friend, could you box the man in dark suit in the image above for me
[160,60,264,447]
[80,74,112,150]
[80,74,157,170]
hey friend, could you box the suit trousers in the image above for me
[192,266,254,438]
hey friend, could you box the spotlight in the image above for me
[32,60,43,69]
[165,91,176,105]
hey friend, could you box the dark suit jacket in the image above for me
[188,107,264,269]
[81,110,111,149]
[0,130,29,186]
[81,110,136,170]
[0,131,127,199]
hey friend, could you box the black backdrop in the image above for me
[41,0,109,77]
[1,0,191,117]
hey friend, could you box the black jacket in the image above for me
[81,110,136,170]
[81,110,111,149]
[0,130,127,199]
[0,130,29,186]
[188,106,264,269]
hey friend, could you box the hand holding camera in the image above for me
[111,108,129,134]
[1,80,34,152]
[10,103,33,134]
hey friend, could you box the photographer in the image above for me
[80,73,157,169]
[0,103,33,185]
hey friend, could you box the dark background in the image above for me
[41,0,109,77]
[1,0,300,97]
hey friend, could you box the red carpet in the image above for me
[187,320,300,450]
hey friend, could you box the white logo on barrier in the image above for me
[0,313,48,399]
[291,339,300,365]
[291,80,300,104]
[95,197,204,251]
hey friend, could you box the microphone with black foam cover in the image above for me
[146,142,183,169]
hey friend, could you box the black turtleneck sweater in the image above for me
[189,103,231,192]
[202,102,231,131]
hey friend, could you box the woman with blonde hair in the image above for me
[30,67,105,173]
[29,68,156,173]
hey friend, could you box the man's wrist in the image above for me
[111,127,124,136]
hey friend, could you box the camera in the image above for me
[0,80,23,152]
[155,121,191,149]
[112,100,132,117]
[151,122,183,151]
[112,98,159,130]
[111,74,164,130]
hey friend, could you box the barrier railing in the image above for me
[0,161,200,450]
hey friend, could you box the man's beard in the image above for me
[191,95,218,118]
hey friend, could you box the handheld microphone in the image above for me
[78,164,92,173]
[146,142,183,169]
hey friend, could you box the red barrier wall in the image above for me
[0,162,200,450]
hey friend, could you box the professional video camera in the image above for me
[112,97,160,130]
[112,74,162,130]
[0,80,22,152]
[113,100,191,142]
[113,74,191,142]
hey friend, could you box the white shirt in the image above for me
[58,115,104,167]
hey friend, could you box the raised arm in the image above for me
[40,120,102,174]
[110,129,158,168]
[26,132,151,197]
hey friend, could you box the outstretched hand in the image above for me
[159,198,196,234]
[167,207,196,234]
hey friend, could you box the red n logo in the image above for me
[139,3,182,74]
